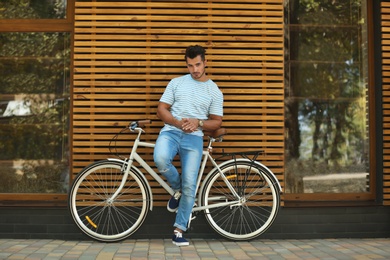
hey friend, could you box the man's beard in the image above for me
[192,69,206,80]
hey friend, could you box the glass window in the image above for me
[285,0,369,194]
[0,32,70,193]
[0,0,67,19]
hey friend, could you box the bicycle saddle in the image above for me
[204,128,227,138]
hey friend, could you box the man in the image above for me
[153,45,223,246]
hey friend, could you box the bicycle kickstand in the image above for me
[187,203,198,230]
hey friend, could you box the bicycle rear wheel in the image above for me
[200,160,280,240]
[68,160,150,242]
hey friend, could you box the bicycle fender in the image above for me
[251,160,282,192]
[206,158,282,192]
[107,158,154,210]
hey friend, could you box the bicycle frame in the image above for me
[107,127,241,212]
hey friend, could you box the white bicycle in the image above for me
[68,120,282,242]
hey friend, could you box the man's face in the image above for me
[186,55,207,81]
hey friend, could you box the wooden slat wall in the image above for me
[73,0,285,204]
[382,2,390,205]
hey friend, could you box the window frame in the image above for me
[0,0,74,206]
[283,0,377,206]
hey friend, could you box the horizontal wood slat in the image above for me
[73,0,285,205]
[382,2,390,206]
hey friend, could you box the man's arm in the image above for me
[157,101,223,133]
[181,114,222,132]
[156,102,183,129]
[199,114,222,131]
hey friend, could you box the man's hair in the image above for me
[185,45,206,61]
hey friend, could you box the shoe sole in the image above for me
[172,241,189,246]
[167,205,178,213]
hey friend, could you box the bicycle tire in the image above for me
[200,160,280,240]
[68,160,150,242]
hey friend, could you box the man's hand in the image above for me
[181,118,199,133]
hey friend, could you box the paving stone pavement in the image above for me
[0,238,389,260]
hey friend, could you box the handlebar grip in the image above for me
[137,120,151,128]
[129,120,151,130]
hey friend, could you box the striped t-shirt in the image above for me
[159,74,223,135]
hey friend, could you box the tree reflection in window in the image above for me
[0,32,70,193]
[0,0,67,19]
[285,0,369,193]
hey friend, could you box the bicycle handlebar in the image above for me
[136,120,152,128]
[129,120,152,130]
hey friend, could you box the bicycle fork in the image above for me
[103,158,133,205]
[106,130,143,204]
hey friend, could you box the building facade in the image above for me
[0,0,389,239]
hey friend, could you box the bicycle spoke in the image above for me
[202,161,280,240]
[69,161,150,242]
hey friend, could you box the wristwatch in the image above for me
[198,120,204,127]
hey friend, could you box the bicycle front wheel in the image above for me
[200,160,280,240]
[68,160,150,242]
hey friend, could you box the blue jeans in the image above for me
[153,130,203,231]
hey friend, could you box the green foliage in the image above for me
[0,0,66,19]
[0,1,70,194]
[0,32,70,94]
[285,0,369,193]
